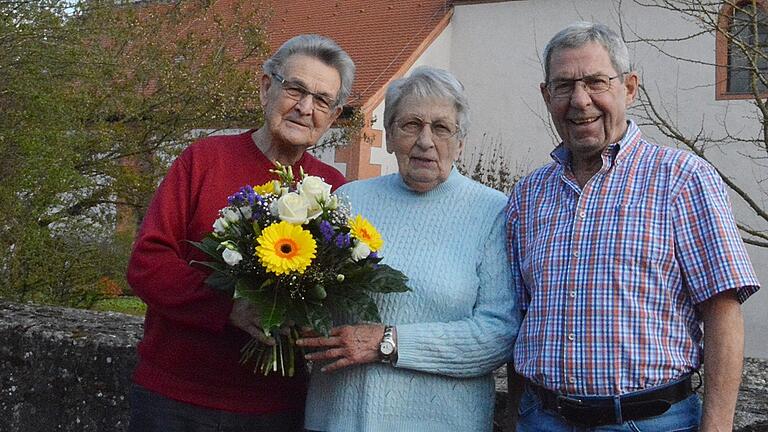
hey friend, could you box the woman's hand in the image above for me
[296,324,386,373]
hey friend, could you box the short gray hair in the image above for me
[384,66,470,140]
[543,22,631,83]
[262,34,356,107]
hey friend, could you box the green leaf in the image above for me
[336,262,409,294]
[309,284,327,300]
[235,285,286,333]
[260,293,287,332]
[205,271,236,292]
[252,221,262,237]
[189,260,228,273]
[187,236,225,260]
[330,290,382,324]
[305,304,333,336]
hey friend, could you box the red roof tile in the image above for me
[260,0,453,109]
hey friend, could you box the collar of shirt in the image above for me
[549,120,642,173]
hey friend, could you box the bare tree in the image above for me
[616,0,768,247]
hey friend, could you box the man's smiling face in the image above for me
[541,42,638,160]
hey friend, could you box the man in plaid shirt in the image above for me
[506,22,760,431]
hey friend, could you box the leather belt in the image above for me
[528,375,695,427]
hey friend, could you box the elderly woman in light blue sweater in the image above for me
[297,66,520,432]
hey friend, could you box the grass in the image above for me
[91,296,146,316]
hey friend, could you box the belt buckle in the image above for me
[555,394,585,411]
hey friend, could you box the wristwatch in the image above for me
[379,325,397,364]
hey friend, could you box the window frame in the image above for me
[715,0,768,100]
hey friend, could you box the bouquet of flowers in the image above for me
[190,163,409,376]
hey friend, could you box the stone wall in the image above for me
[1,300,766,431]
[0,301,141,431]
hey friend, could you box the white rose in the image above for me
[298,176,331,205]
[212,217,229,234]
[306,204,323,221]
[299,176,331,220]
[221,208,241,224]
[325,194,339,210]
[275,192,310,224]
[350,241,371,261]
[222,248,243,266]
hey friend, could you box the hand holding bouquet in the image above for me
[190,163,409,376]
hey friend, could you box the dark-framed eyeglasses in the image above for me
[546,73,625,99]
[395,117,460,141]
[271,72,337,113]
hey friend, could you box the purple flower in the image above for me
[335,233,351,249]
[228,185,258,206]
[319,220,335,243]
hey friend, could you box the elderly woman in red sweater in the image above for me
[126,34,353,432]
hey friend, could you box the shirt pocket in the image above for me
[609,203,671,268]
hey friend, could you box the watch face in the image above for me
[380,341,395,356]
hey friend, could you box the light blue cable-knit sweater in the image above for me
[304,168,520,432]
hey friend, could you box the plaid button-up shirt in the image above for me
[506,120,760,396]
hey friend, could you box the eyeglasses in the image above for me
[546,73,624,99]
[271,72,337,113]
[395,117,460,140]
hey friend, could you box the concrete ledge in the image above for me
[1,300,766,431]
[0,301,142,432]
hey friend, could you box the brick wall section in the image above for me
[1,300,766,431]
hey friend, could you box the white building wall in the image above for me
[370,22,455,176]
[446,0,767,358]
[309,128,348,175]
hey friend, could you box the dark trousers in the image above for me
[128,385,304,432]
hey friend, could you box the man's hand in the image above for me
[228,298,275,345]
[699,289,744,432]
[296,324,386,373]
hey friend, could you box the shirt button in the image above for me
[573,251,580,258]
[568,376,576,384]
[567,333,575,341]
[579,211,587,219]
[569,290,576,298]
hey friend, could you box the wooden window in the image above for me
[716,1,768,100]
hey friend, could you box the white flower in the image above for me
[325,194,339,210]
[299,176,332,220]
[221,208,241,224]
[238,206,252,220]
[275,192,311,224]
[212,217,229,234]
[298,176,331,205]
[222,248,243,266]
[351,241,371,261]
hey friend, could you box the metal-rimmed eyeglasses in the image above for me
[546,73,625,99]
[395,117,460,141]
[271,72,337,113]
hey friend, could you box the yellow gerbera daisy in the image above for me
[256,221,316,274]
[348,215,383,252]
[254,180,279,196]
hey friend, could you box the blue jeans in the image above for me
[516,386,702,432]
[128,385,303,432]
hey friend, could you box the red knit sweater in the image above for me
[126,130,346,413]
